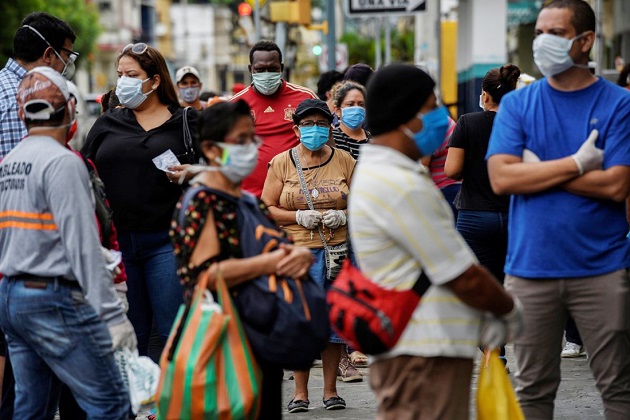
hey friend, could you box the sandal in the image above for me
[349,350,368,367]
[287,399,309,413]
[323,395,346,410]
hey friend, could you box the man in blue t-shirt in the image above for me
[487,1,630,418]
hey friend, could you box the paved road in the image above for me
[279,345,604,419]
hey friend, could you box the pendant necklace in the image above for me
[300,146,323,200]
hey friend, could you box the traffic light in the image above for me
[269,0,311,25]
[238,2,252,16]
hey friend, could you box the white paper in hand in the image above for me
[152,150,181,173]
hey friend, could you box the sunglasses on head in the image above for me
[121,43,149,55]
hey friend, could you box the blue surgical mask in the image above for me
[532,33,587,77]
[402,106,450,156]
[341,106,365,129]
[252,72,282,95]
[299,126,329,151]
[116,76,153,109]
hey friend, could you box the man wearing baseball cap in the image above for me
[0,67,135,418]
[175,65,205,110]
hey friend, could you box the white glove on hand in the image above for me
[571,129,603,175]
[322,210,347,229]
[480,313,508,349]
[101,247,122,277]
[108,318,137,351]
[502,296,525,342]
[296,209,323,230]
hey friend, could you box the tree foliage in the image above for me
[0,0,100,70]
[340,28,414,69]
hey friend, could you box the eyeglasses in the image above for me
[23,25,80,63]
[299,120,330,128]
[121,43,149,55]
[223,135,262,146]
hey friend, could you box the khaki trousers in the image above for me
[506,269,630,420]
[370,355,473,420]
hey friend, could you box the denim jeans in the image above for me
[309,248,344,344]
[456,210,509,282]
[117,229,183,358]
[0,277,129,419]
[440,184,461,223]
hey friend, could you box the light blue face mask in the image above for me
[402,106,450,156]
[179,86,200,103]
[299,126,329,151]
[252,72,282,95]
[116,76,153,109]
[341,106,366,129]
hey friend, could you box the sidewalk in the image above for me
[280,345,604,419]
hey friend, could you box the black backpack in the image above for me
[80,154,113,248]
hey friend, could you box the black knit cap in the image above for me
[366,64,436,136]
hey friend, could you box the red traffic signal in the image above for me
[238,3,252,16]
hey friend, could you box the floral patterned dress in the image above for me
[169,185,281,302]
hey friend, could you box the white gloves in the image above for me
[571,129,603,175]
[296,209,322,230]
[108,318,137,351]
[322,210,347,229]
[480,314,508,349]
[101,247,122,278]
[479,296,524,349]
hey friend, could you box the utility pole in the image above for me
[384,17,391,65]
[327,0,336,71]
[254,0,261,42]
[375,18,382,69]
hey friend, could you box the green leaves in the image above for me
[0,0,101,69]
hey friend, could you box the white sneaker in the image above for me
[561,341,586,358]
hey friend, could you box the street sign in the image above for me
[346,0,426,17]
[319,44,348,72]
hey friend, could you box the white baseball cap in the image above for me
[175,66,201,83]
[17,66,70,120]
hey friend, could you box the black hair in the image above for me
[316,70,344,101]
[617,63,630,88]
[482,64,521,104]
[541,0,596,34]
[333,81,367,109]
[196,100,252,152]
[23,104,67,129]
[199,91,217,102]
[249,40,283,64]
[14,12,76,63]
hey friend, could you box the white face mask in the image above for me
[252,72,282,95]
[179,86,200,103]
[479,93,484,110]
[116,76,153,109]
[532,32,587,77]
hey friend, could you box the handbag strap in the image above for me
[182,106,195,163]
[291,147,331,259]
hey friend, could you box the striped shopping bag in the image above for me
[156,268,261,419]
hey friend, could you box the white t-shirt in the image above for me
[348,144,482,359]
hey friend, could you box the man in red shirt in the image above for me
[231,40,317,197]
